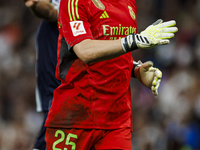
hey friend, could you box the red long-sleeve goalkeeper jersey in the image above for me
[45,0,137,129]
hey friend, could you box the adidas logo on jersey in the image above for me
[100,11,109,19]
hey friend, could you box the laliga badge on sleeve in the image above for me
[70,21,86,36]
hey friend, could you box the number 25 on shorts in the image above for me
[52,130,78,150]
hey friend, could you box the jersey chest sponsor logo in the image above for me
[102,24,136,36]
[70,21,86,36]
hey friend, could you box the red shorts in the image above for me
[46,127,132,150]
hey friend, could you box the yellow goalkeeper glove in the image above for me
[133,61,162,96]
[121,19,178,52]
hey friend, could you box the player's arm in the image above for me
[131,61,162,96]
[73,39,125,64]
[73,19,178,64]
[23,0,58,22]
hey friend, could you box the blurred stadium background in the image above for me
[0,0,200,149]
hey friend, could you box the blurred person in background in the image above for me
[22,0,61,150]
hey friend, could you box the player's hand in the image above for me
[135,19,178,49]
[134,61,162,96]
[23,0,38,7]
[121,19,178,52]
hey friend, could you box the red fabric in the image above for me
[134,67,142,83]
[45,0,137,130]
[46,127,132,150]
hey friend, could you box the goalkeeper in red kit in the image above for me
[45,0,178,149]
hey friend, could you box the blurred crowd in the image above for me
[0,0,43,150]
[0,0,200,150]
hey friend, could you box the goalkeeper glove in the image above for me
[121,19,178,52]
[133,61,162,96]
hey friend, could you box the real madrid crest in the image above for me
[92,0,105,10]
[128,6,136,20]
